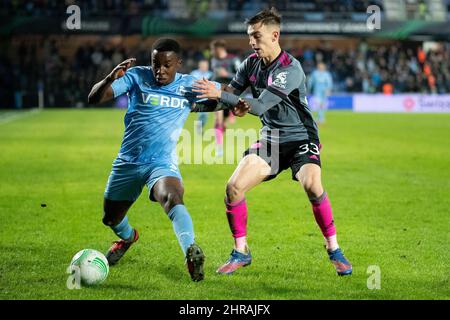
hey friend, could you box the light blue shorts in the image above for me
[104,158,182,202]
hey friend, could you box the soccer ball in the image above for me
[69,249,109,286]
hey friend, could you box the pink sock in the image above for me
[215,125,224,146]
[225,197,247,239]
[310,192,336,238]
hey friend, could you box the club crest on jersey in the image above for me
[141,93,189,109]
[272,72,288,89]
[177,86,187,96]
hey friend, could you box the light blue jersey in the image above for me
[111,66,211,164]
[190,69,213,80]
[308,70,333,98]
[105,66,219,202]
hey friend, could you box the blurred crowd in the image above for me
[0,0,168,16]
[297,41,450,94]
[1,38,449,108]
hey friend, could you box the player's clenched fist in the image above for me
[233,98,250,117]
[88,58,136,104]
[108,58,136,80]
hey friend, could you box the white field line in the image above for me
[0,109,42,125]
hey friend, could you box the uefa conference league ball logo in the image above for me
[66,249,109,289]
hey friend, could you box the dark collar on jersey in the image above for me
[261,50,284,70]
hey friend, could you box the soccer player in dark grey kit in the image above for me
[193,8,352,276]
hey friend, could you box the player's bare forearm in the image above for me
[88,58,136,105]
[194,80,250,116]
[88,77,114,105]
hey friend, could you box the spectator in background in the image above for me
[187,0,209,18]
[209,39,241,157]
[190,59,213,82]
[190,59,213,134]
[382,82,393,95]
[362,72,374,93]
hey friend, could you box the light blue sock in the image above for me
[111,216,134,241]
[168,204,195,255]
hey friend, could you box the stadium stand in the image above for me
[0,0,448,108]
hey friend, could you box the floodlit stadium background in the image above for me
[2,0,449,110]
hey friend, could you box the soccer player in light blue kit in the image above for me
[87,38,235,282]
[308,62,333,125]
[190,59,213,134]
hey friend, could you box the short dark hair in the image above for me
[152,38,181,56]
[210,39,227,49]
[245,7,282,27]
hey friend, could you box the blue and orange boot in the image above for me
[216,248,252,275]
[328,248,352,276]
[105,229,139,266]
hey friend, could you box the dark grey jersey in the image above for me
[211,54,241,83]
[229,51,319,144]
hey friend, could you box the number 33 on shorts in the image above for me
[298,142,320,155]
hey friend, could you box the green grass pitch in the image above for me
[0,109,449,300]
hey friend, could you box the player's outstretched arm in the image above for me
[191,100,225,112]
[192,81,250,116]
[193,78,281,116]
[191,99,249,115]
[87,58,136,105]
[221,90,282,116]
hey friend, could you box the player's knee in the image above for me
[161,191,184,212]
[301,176,314,192]
[226,181,244,202]
[301,178,323,198]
